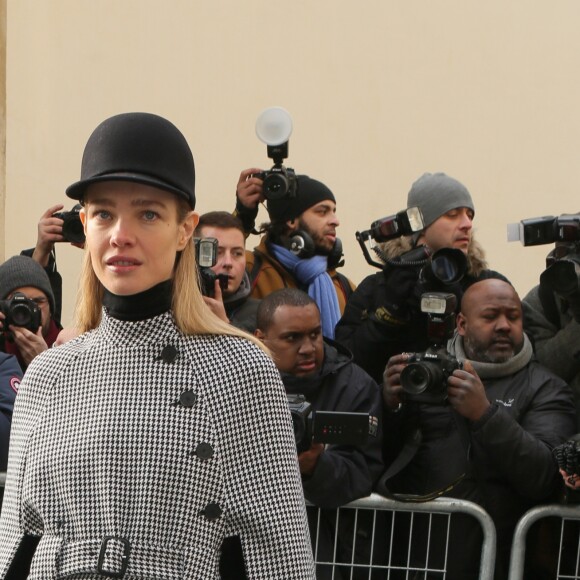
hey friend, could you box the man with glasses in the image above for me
[0,256,61,371]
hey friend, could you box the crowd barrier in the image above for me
[306,493,496,579]
[508,503,580,580]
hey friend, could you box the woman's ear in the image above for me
[80,207,87,231]
[178,211,199,250]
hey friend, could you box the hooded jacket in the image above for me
[334,234,489,383]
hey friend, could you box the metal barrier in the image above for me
[307,493,496,579]
[508,503,580,580]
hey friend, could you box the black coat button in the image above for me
[179,391,197,408]
[202,503,222,521]
[194,442,214,460]
[157,345,179,363]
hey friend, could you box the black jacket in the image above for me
[282,340,384,508]
[384,354,576,579]
[282,340,383,580]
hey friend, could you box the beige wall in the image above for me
[4,0,580,326]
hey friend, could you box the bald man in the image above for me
[381,278,576,580]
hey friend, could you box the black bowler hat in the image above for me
[66,112,196,209]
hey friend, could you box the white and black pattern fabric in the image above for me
[0,310,315,578]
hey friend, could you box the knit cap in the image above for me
[0,256,55,314]
[267,175,336,222]
[407,172,474,228]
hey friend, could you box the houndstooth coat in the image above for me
[0,310,315,578]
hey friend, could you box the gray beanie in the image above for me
[407,172,474,228]
[0,256,55,314]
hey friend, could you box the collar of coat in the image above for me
[378,234,488,278]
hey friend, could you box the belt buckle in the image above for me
[97,536,131,578]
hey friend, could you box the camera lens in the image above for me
[10,303,34,328]
[428,248,467,285]
[401,362,442,395]
[264,173,289,200]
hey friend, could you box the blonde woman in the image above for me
[0,113,314,579]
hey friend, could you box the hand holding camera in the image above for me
[446,360,490,421]
[201,278,229,324]
[382,353,409,410]
[236,167,266,211]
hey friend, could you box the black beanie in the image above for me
[66,112,196,209]
[0,256,55,314]
[267,175,336,222]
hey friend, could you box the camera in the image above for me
[53,204,85,244]
[194,237,228,298]
[507,214,580,247]
[368,208,425,243]
[356,211,467,288]
[254,142,298,201]
[508,214,580,296]
[400,292,463,403]
[355,208,424,267]
[254,106,297,201]
[0,293,42,332]
[287,394,370,454]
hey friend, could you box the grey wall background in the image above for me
[3,1,580,326]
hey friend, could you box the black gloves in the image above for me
[375,265,421,322]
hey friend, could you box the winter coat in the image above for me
[282,340,384,508]
[383,339,576,580]
[0,353,22,473]
[246,236,355,313]
[282,340,383,580]
[334,234,489,383]
[0,310,315,579]
[523,284,580,427]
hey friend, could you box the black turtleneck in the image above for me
[102,280,173,321]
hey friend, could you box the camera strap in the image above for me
[376,409,470,503]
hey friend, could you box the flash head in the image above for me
[255,107,293,146]
[420,292,457,316]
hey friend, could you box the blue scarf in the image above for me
[269,242,341,338]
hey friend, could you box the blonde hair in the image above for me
[75,196,268,353]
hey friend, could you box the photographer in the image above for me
[522,240,580,425]
[381,278,576,579]
[335,172,490,384]
[20,203,84,326]
[255,289,383,577]
[0,255,61,370]
[194,211,260,333]
[235,169,354,338]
